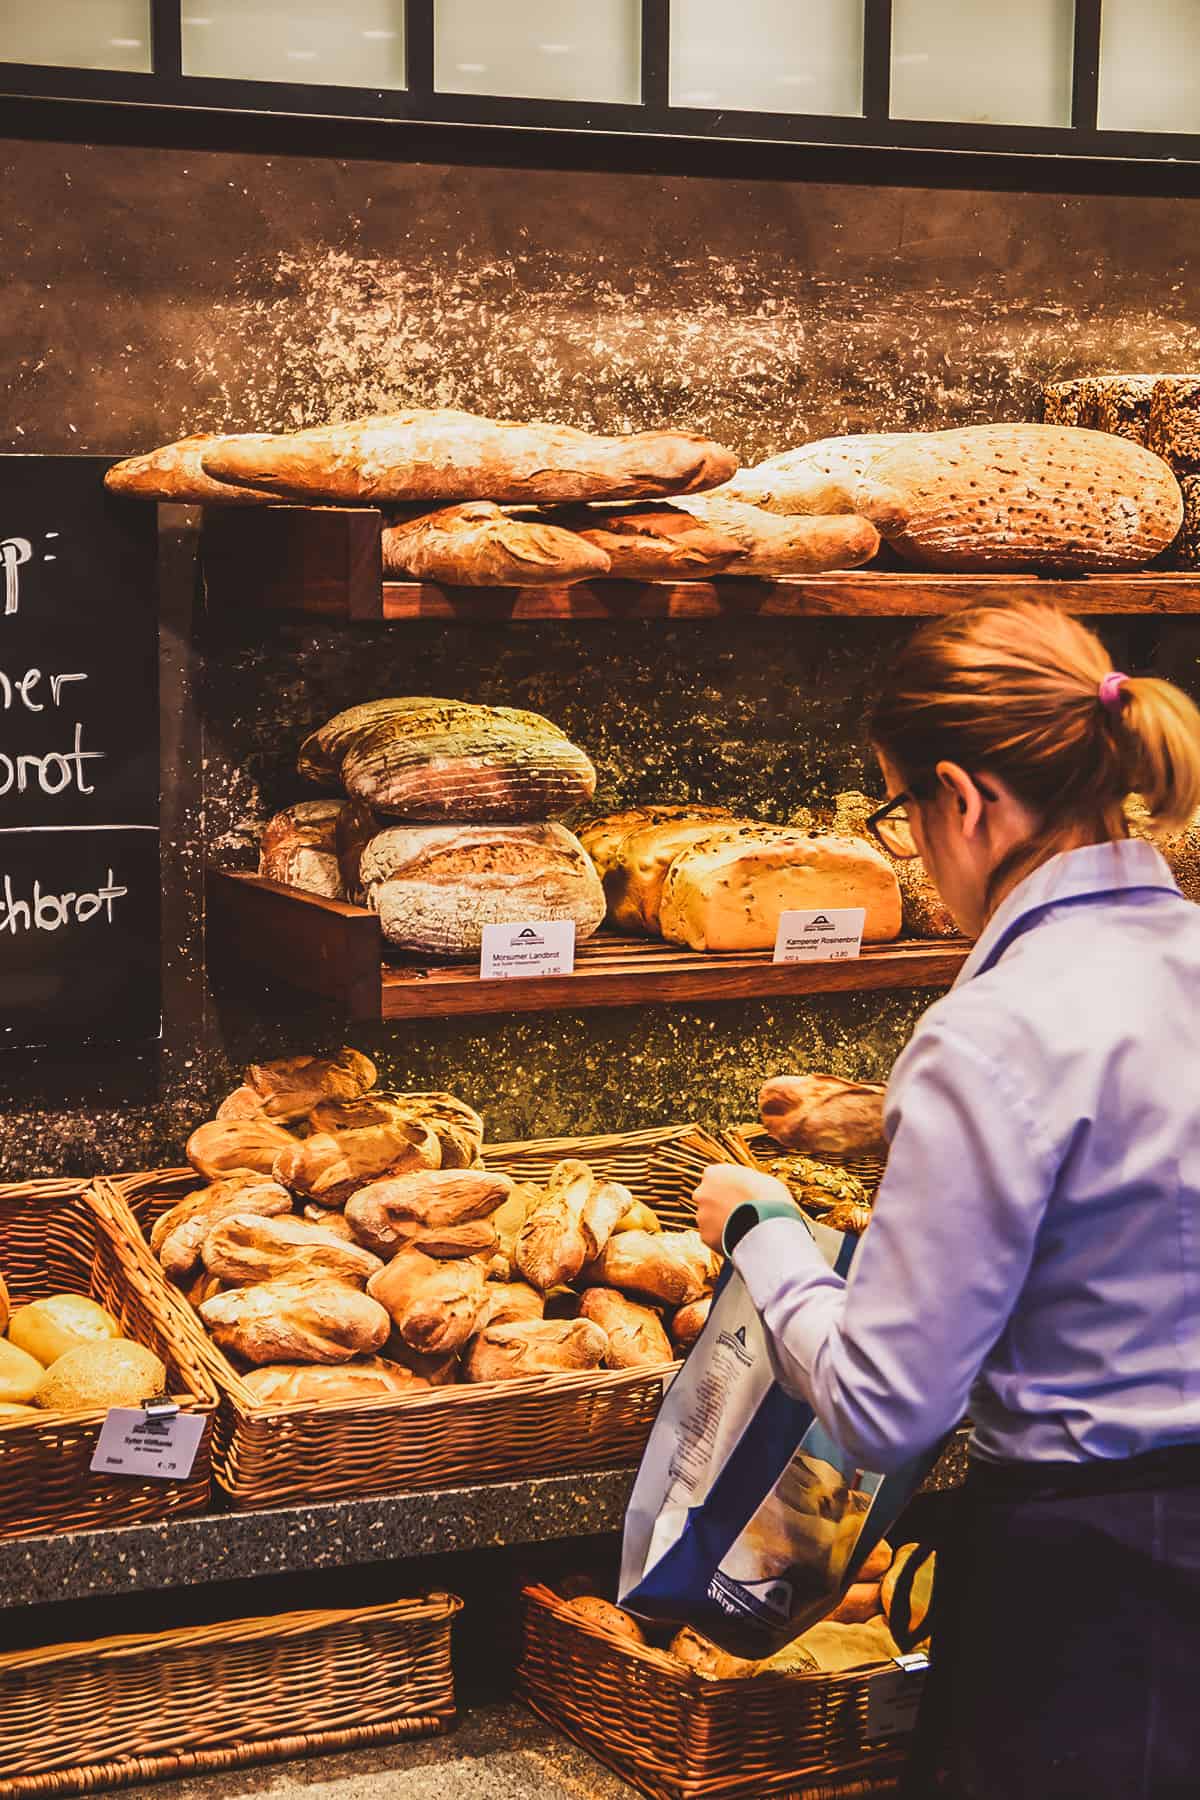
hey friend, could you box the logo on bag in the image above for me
[733,1326,747,1347]
[717,1325,755,1367]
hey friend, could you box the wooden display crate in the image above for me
[200,504,1200,623]
[207,869,970,1021]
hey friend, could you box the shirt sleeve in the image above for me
[730,1017,1056,1471]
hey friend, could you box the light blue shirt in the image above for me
[733,839,1200,1471]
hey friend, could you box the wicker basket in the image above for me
[722,1126,888,1199]
[92,1125,733,1512]
[0,1178,218,1541]
[519,1585,917,1800]
[0,1592,462,1799]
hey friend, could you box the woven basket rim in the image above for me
[0,1593,464,1677]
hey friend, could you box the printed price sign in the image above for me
[772,906,866,965]
[90,1406,206,1482]
[865,1654,929,1739]
[479,919,576,981]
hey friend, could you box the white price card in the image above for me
[90,1407,206,1482]
[865,1653,929,1739]
[773,906,866,965]
[480,919,576,980]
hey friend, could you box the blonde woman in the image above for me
[695,601,1200,1799]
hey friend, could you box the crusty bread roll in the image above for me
[557,502,742,578]
[258,801,348,901]
[669,1627,764,1680]
[477,1280,545,1329]
[153,1176,293,1280]
[345,1168,512,1257]
[564,1596,647,1643]
[200,1212,384,1288]
[659,827,902,952]
[614,1199,662,1235]
[241,1357,428,1405]
[759,1074,887,1158]
[826,1581,884,1625]
[578,805,733,879]
[273,1101,442,1207]
[605,817,750,935]
[217,1048,377,1126]
[104,433,279,506]
[671,493,880,574]
[299,697,597,822]
[380,1092,486,1168]
[382,501,611,585]
[199,1278,391,1365]
[33,1341,168,1414]
[720,434,910,517]
[366,1247,486,1354]
[463,1317,608,1382]
[578,1287,674,1369]
[584,1229,719,1308]
[515,1164,630,1292]
[187,1119,299,1181]
[202,409,737,505]
[382,1338,462,1386]
[670,1295,711,1350]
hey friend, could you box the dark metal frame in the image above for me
[1,0,1197,171]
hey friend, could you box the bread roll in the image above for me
[671,494,880,574]
[578,805,733,879]
[34,1340,167,1412]
[564,1596,647,1643]
[218,1048,377,1126]
[827,1581,883,1625]
[669,1627,763,1680]
[374,1091,484,1168]
[578,1287,673,1369]
[514,1163,628,1292]
[759,1074,888,1158]
[477,1280,545,1329]
[258,801,348,900]
[187,1119,299,1181]
[273,1103,442,1207]
[614,1199,662,1235]
[359,822,605,958]
[0,1338,48,1404]
[366,1247,486,1354]
[605,817,749,935]
[241,1357,428,1405]
[856,424,1182,571]
[720,434,911,516]
[670,1295,711,1350]
[658,827,902,952]
[382,501,612,585]
[7,1296,120,1369]
[584,1229,719,1308]
[345,1168,512,1256]
[154,1177,293,1279]
[202,409,737,505]
[201,1213,384,1288]
[558,502,742,577]
[463,1317,608,1382]
[299,697,597,822]
[200,1278,391,1365]
[104,433,279,506]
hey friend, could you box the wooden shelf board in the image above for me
[207,869,968,1021]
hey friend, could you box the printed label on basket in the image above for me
[865,1653,929,1739]
[772,907,866,965]
[90,1407,205,1481]
[480,920,576,980]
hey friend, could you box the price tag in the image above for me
[90,1405,206,1482]
[480,920,576,981]
[865,1653,929,1739]
[772,907,866,965]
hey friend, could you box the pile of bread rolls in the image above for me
[560,1538,933,1679]
[0,1270,167,1418]
[260,697,606,959]
[105,408,882,582]
[750,1071,891,1235]
[157,1048,715,1402]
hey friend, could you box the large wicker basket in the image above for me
[92,1125,731,1512]
[0,1178,217,1541]
[0,1592,462,1799]
[519,1585,919,1800]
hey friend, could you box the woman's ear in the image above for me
[935,761,986,837]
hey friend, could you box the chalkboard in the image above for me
[0,456,160,1048]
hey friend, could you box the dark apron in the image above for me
[900,1442,1200,1800]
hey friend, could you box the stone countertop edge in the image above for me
[0,1467,636,1610]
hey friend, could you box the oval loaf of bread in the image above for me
[579,805,733,880]
[720,433,911,516]
[381,501,612,586]
[671,494,880,574]
[199,1279,392,1366]
[104,434,279,506]
[604,816,750,936]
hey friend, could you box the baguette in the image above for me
[720,433,910,516]
[382,501,611,585]
[671,493,880,574]
[759,1074,887,1158]
[556,502,742,577]
[104,433,279,506]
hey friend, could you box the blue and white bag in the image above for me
[619,1206,937,1660]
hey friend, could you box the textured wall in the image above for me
[2,134,1199,1177]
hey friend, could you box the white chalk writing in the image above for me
[0,869,129,934]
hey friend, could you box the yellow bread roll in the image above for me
[35,1340,167,1412]
[565,1596,647,1644]
[7,1295,120,1369]
[0,1338,48,1404]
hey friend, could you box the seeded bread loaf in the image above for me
[604,816,749,935]
[672,494,880,574]
[381,502,611,586]
[720,434,910,516]
[104,434,279,506]
[358,822,605,958]
[1148,377,1200,471]
[202,409,738,505]
[259,800,348,899]
[579,805,733,879]
[1042,380,1097,429]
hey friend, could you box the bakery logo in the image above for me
[718,1325,755,1367]
[808,914,835,931]
[733,1326,748,1347]
[129,1415,172,1438]
[516,928,541,942]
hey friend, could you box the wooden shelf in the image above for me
[200,505,1200,622]
[207,869,970,1021]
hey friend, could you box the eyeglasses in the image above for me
[866,792,921,860]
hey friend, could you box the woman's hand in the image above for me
[694,1164,795,1252]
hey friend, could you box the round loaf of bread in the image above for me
[259,800,348,899]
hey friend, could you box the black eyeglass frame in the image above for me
[866,771,1000,856]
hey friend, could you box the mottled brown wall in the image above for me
[2,135,1199,1177]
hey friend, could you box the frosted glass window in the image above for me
[0,0,151,71]
[1099,0,1200,133]
[435,0,640,104]
[182,3,405,88]
[891,0,1075,127]
[670,0,863,116]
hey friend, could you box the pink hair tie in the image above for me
[1098,671,1129,712]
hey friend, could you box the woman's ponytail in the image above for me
[1114,677,1200,834]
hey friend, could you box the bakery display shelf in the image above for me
[207,869,970,1021]
[200,505,1200,622]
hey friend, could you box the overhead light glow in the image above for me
[362,29,397,39]
[286,48,318,59]
[110,37,143,47]
[456,61,486,72]
[182,16,213,24]
[538,43,571,54]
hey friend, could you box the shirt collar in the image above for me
[955,838,1181,987]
